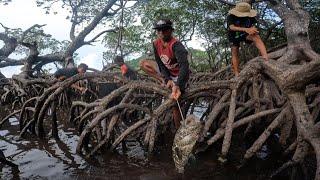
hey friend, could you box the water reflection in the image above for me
[0,112,278,179]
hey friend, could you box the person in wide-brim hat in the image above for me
[227,2,268,77]
[229,2,257,17]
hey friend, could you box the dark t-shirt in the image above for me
[54,67,78,79]
[227,14,257,41]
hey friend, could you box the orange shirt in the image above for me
[120,64,128,76]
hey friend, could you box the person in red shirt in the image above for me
[140,19,190,128]
[114,56,137,80]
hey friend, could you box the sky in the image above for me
[0,0,203,77]
[0,0,108,77]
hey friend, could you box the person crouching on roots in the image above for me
[227,2,268,76]
[114,55,137,80]
[54,63,88,93]
[139,19,190,129]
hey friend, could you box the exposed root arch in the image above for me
[0,45,319,179]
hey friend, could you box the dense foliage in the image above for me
[0,0,319,73]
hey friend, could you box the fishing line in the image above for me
[176,100,185,122]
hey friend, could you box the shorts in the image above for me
[229,32,253,47]
[151,62,178,83]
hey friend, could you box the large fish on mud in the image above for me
[172,115,203,173]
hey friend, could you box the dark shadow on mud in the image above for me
[0,108,296,180]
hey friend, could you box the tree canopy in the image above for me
[0,0,319,75]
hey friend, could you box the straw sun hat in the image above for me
[229,2,257,17]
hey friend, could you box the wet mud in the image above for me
[0,108,290,180]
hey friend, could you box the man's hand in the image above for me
[166,80,174,89]
[159,78,166,87]
[79,87,87,94]
[170,85,181,100]
[245,27,259,35]
[58,76,66,81]
[71,84,87,94]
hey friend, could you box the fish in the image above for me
[172,115,203,173]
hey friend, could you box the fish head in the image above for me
[184,115,203,130]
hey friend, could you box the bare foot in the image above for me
[262,55,269,61]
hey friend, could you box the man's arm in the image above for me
[153,44,172,82]
[229,25,258,35]
[71,84,86,92]
[228,15,258,35]
[173,42,189,91]
[57,76,66,81]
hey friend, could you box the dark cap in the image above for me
[78,63,88,71]
[153,19,174,30]
[114,55,124,65]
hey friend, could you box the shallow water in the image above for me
[0,108,285,180]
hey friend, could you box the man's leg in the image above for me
[172,106,181,129]
[139,59,163,83]
[231,46,240,76]
[247,34,268,60]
